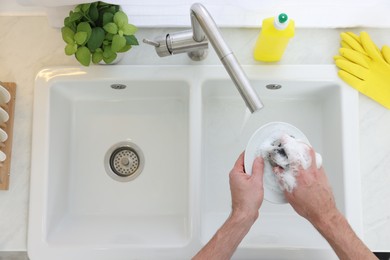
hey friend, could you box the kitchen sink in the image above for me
[29,65,361,259]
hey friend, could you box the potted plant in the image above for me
[61,1,139,66]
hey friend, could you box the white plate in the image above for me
[0,107,9,123]
[0,151,6,162]
[244,122,310,204]
[0,83,11,104]
[0,128,8,143]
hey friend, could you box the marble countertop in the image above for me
[0,16,389,252]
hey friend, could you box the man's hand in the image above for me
[193,153,264,260]
[229,152,264,223]
[284,147,377,260]
[284,147,337,226]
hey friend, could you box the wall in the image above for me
[0,0,45,15]
[11,0,390,28]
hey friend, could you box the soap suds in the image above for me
[257,132,312,193]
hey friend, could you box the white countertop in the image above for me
[0,16,389,252]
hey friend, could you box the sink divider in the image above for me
[187,76,204,249]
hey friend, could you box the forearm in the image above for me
[314,210,377,260]
[192,211,256,260]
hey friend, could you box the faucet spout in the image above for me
[190,3,263,113]
[144,3,264,113]
[190,3,232,60]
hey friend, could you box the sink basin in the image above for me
[29,65,361,259]
[201,66,361,258]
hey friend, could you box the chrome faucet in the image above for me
[143,3,264,113]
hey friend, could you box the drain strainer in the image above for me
[104,141,145,182]
[110,147,139,176]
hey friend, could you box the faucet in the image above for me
[143,3,264,113]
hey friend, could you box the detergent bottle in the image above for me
[253,13,295,62]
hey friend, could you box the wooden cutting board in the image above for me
[0,82,16,190]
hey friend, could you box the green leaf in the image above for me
[118,44,131,53]
[101,5,117,15]
[122,24,138,36]
[113,11,128,28]
[105,33,114,41]
[109,6,119,14]
[61,26,75,44]
[102,12,114,26]
[89,4,99,21]
[77,22,92,41]
[92,51,103,64]
[103,22,118,34]
[97,2,110,8]
[103,52,117,64]
[87,27,105,51]
[64,17,76,31]
[76,46,91,66]
[77,22,92,33]
[69,11,83,22]
[111,34,126,52]
[102,45,117,63]
[98,6,109,16]
[74,5,82,12]
[81,3,91,13]
[103,45,114,58]
[65,43,77,55]
[74,31,88,45]
[124,35,139,45]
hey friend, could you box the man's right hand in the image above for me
[284,147,377,260]
[284,147,339,227]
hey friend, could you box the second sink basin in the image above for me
[201,74,357,254]
[29,65,361,259]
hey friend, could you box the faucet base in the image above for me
[188,49,208,61]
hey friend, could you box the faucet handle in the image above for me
[142,35,171,57]
[143,30,208,60]
[142,39,160,47]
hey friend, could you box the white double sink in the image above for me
[29,65,362,259]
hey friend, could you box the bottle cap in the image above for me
[278,13,288,24]
[274,13,289,30]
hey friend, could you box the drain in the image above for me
[111,83,127,90]
[266,84,282,90]
[104,141,144,182]
[110,147,139,176]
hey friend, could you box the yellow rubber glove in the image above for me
[340,32,368,55]
[382,45,390,64]
[339,31,390,66]
[337,31,390,66]
[335,32,390,109]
